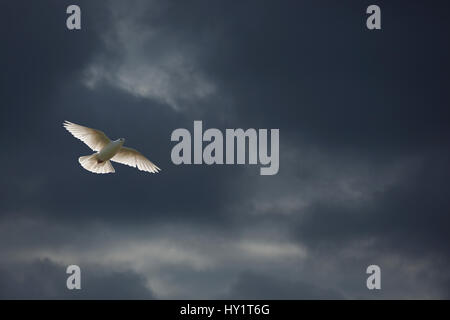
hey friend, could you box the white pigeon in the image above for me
[63,121,161,174]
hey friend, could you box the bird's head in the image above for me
[118,138,125,143]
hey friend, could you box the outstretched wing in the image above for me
[63,120,111,151]
[111,147,161,173]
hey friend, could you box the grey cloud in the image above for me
[223,271,343,300]
[292,150,450,257]
[83,0,216,111]
[0,259,154,299]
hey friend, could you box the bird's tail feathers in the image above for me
[78,153,115,174]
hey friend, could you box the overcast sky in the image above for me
[1,0,450,299]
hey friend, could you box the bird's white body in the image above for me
[63,121,161,174]
[97,139,125,162]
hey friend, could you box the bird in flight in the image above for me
[63,121,161,174]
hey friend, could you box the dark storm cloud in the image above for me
[1,0,450,299]
[223,271,343,299]
[0,259,154,299]
[194,0,450,150]
[293,150,450,255]
[0,0,105,141]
